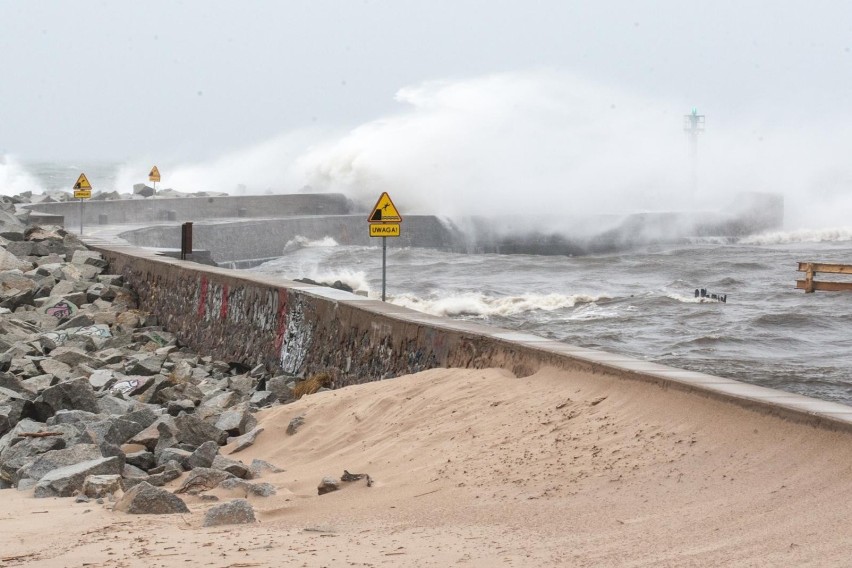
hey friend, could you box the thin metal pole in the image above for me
[79,198,83,235]
[382,236,387,302]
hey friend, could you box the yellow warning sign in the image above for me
[73,189,91,199]
[370,223,400,237]
[149,166,161,183]
[73,173,92,191]
[368,192,402,223]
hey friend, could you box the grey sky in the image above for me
[2,0,851,161]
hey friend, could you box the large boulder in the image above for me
[202,499,256,527]
[14,443,103,484]
[33,456,123,498]
[34,377,100,420]
[114,481,189,514]
[174,414,227,447]
[175,467,233,494]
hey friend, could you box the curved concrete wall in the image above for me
[119,215,463,264]
[85,239,852,436]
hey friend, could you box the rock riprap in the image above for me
[0,224,288,501]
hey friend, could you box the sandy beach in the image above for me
[2,365,852,567]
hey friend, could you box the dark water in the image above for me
[250,236,852,406]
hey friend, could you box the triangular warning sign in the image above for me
[149,166,161,182]
[73,173,92,190]
[368,192,402,223]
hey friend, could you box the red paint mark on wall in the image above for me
[274,289,288,353]
[198,277,208,317]
[220,284,229,320]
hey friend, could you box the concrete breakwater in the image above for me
[88,239,852,435]
[22,193,352,228]
[120,215,462,265]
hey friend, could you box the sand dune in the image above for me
[3,366,852,566]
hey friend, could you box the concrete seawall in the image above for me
[86,238,852,435]
[23,193,352,228]
[119,215,463,264]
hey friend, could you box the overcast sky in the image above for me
[2,0,851,162]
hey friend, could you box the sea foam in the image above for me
[390,292,599,318]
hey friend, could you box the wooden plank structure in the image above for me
[797,262,852,292]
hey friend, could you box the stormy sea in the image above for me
[13,159,852,406]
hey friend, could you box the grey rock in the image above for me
[174,414,227,447]
[166,399,195,416]
[219,477,277,497]
[228,427,264,454]
[186,440,218,470]
[37,358,72,381]
[216,408,257,437]
[0,373,34,396]
[21,373,56,394]
[114,481,189,514]
[249,459,284,478]
[212,455,251,479]
[228,374,254,395]
[46,409,101,426]
[202,499,256,527]
[33,456,123,498]
[317,476,340,495]
[14,443,103,484]
[50,346,101,369]
[124,355,163,376]
[286,415,305,435]
[34,377,100,420]
[0,427,82,482]
[146,460,183,487]
[267,375,294,402]
[87,369,116,390]
[175,467,233,494]
[249,390,276,408]
[71,250,108,269]
[125,450,157,471]
[96,395,135,416]
[122,463,148,479]
[128,415,176,451]
[82,474,122,498]
[157,447,191,468]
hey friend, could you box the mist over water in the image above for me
[6,70,852,234]
[156,70,852,230]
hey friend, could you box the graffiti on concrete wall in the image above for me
[280,294,313,375]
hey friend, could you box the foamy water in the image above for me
[249,236,852,406]
[391,292,600,318]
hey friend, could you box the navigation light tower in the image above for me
[683,107,705,195]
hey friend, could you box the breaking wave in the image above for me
[740,228,852,245]
[390,292,599,318]
[0,156,43,196]
[282,235,340,252]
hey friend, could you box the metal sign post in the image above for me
[367,192,403,302]
[72,173,92,235]
[382,237,387,301]
[149,166,161,221]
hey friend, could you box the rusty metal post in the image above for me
[181,222,193,260]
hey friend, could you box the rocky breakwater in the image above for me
[0,225,290,520]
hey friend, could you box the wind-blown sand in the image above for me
[3,366,852,567]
